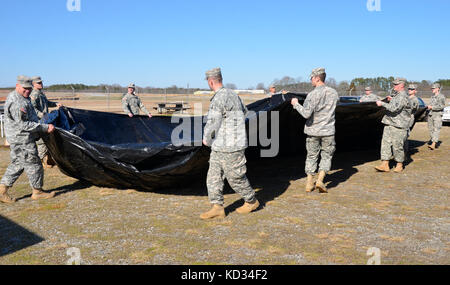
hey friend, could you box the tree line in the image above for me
[269,76,450,97]
[1,77,448,97]
[39,84,203,95]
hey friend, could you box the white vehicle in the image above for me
[443,105,450,124]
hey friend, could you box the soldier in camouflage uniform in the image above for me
[122,83,152,118]
[404,84,420,154]
[0,76,56,204]
[268,85,277,97]
[200,68,259,220]
[291,68,339,193]
[30,76,62,168]
[375,78,411,173]
[427,83,446,150]
[360,87,382,102]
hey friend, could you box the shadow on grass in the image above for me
[45,144,405,214]
[53,180,93,197]
[135,147,386,214]
[0,215,44,257]
[15,180,92,201]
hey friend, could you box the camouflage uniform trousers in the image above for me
[404,129,411,155]
[206,150,256,206]
[380,125,407,163]
[427,112,443,143]
[0,143,44,189]
[305,135,336,175]
[36,138,48,160]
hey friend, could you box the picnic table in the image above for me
[154,102,190,114]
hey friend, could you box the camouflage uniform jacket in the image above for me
[407,95,420,128]
[380,90,411,130]
[122,93,150,116]
[429,93,446,114]
[30,89,58,118]
[360,94,382,102]
[293,85,339,137]
[4,90,49,144]
[203,87,248,152]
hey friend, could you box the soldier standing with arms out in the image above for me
[200,68,259,220]
[0,76,56,204]
[122,83,152,118]
[30,76,62,168]
[375,78,411,173]
[290,68,339,193]
[360,87,382,102]
[268,84,277,97]
[427,83,446,150]
[405,84,420,155]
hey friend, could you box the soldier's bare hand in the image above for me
[128,113,133,118]
[47,124,55,133]
[386,96,392,101]
[427,106,432,110]
[291,98,299,106]
[148,114,152,118]
[57,103,63,108]
[202,139,208,146]
[376,101,383,107]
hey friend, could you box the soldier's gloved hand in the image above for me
[291,98,299,106]
[128,113,133,118]
[47,124,55,133]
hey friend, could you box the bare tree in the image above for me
[277,76,297,86]
[256,83,265,90]
[225,83,237,89]
[327,77,337,88]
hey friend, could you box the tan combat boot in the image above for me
[31,188,56,201]
[0,184,16,204]
[375,161,390,172]
[236,199,260,214]
[428,142,436,150]
[305,174,315,193]
[393,163,403,173]
[200,204,225,220]
[315,171,328,193]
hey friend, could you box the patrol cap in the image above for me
[32,76,43,84]
[392,78,407,85]
[310,67,326,78]
[431,83,441,89]
[205,67,222,80]
[365,87,372,91]
[408,84,417,90]
[17,75,33,88]
[128,83,136,89]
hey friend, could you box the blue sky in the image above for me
[0,0,449,89]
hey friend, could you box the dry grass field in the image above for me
[0,90,267,115]
[0,92,449,265]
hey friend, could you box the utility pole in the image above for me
[70,85,75,108]
[105,86,110,111]
[187,83,189,103]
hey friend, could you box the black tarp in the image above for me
[43,93,427,191]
